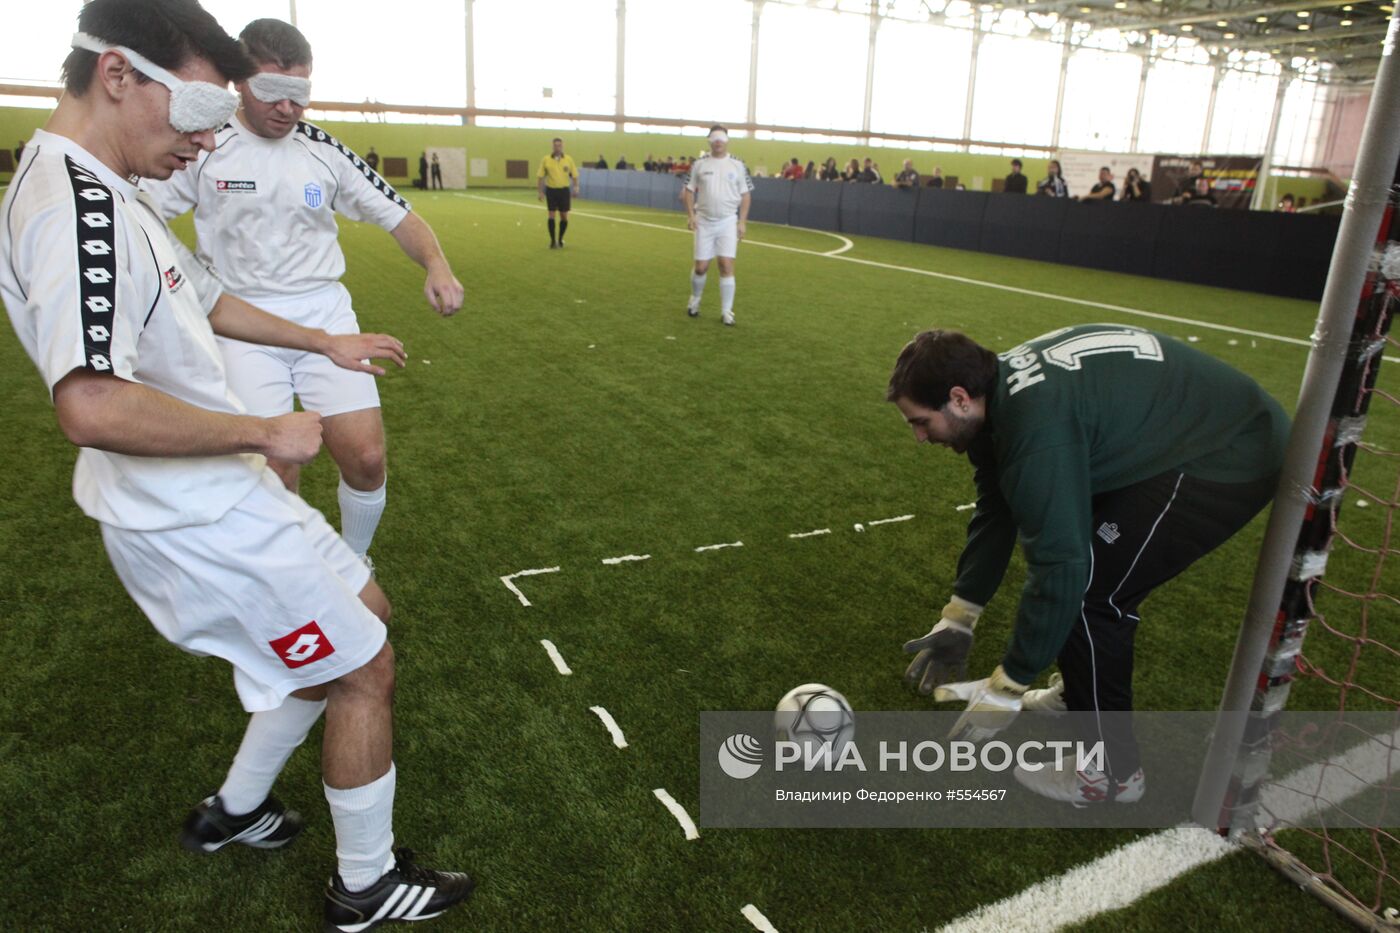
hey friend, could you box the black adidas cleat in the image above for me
[687,305,700,318]
[180,794,304,853]
[324,849,475,932]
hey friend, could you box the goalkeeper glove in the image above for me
[934,664,1029,743]
[903,596,982,694]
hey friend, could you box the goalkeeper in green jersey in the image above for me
[888,324,1288,806]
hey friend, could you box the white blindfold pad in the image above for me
[71,32,239,133]
[708,131,729,144]
[247,73,312,108]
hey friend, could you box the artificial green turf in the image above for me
[2,188,1390,930]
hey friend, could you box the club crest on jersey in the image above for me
[215,180,256,193]
[304,183,323,208]
[269,620,336,669]
[163,266,185,293]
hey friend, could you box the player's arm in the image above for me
[208,293,406,376]
[681,186,697,231]
[53,369,321,463]
[569,156,580,196]
[737,191,751,239]
[537,158,547,201]
[389,212,464,317]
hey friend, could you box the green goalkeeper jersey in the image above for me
[952,324,1289,685]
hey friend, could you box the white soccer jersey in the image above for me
[684,154,754,222]
[0,129,264,531]
[143,118,410,306]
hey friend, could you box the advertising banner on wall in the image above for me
[1150,154,1263,209]
[1051,149,1151,201]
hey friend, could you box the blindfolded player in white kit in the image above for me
[682,125,753,327]
[144,18,465,568]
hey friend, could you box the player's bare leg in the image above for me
[688,258,711,317]
[322,407,388,560]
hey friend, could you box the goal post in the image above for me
[1192,10,1400,928]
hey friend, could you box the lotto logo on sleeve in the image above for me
[269,621,336,668]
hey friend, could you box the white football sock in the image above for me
[338,477,386,558]
[688,271,707,307]
[719,276,736,317]
[219,696,326,816]
[325,764,397,892]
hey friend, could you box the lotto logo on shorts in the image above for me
[269,621,336,668]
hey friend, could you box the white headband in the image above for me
[72,32,238,133]
[247,72,312,107]
[708,130,729,143]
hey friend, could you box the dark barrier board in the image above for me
[649,173,685,211]
[622,170,652,208]
[1056,201,1163,277]
[749,177,795,225]
[979,194,1070,263]
[578,168,1337,300]
[840,183,918,241]
[914,189,988,252]
[1153,206,1281,296]
[787,180,845,232]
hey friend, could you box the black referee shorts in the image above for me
[545,187,572,213]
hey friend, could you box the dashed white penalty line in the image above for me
[499,566,561,607]
[601,553,651,565]
[695,541,743,552]
[539,640,572,675]
[868,514,915,526]
[742,904,780,932]
[652,788,700,840]
[955,502,977,512]
[788,528,832,539]
[589,706,629,748]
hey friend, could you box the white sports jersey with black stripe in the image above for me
[0,130,264,531]
[143,118,410,308]
[683,153,754,222]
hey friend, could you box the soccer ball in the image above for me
[774,683,855,758]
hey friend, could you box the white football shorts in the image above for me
[101,471,384,712]
[220,283,380,419]
[693,215,738,262]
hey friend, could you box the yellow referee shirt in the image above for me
[538,154,578,188]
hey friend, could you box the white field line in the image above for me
[938,728,1400,933]
[695,541,744,552]
[652,788,700,840]
[589,706,629,748]
[499,566,561,607]
[789,528,832,539]
[466,193,1341,356]
[601,553,651,565]
[540,639,572,675]
[868,514,915,526]
[741,904,780,932]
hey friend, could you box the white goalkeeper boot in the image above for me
[1014,762,1145,807]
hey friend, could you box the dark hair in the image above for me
[239,18,312,69]
[1047,160,1061,175]
[552,137,563,143]
[1100,165,1110,173]
[63,0,254,96]
[886,330,999,408]
[709,124,728,135]
[1011,158,1022,167]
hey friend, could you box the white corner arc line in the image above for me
[589,706,628,748]
[601,553,651,565]
[868,514,915,526]
[540,640,572,675]
[821,233,854,256]
[652,788,700,840]
[695,541,744,552]
[465,194,1343,356]
[789,528,832,539]
[499,566,561,607]
[742,904,780,932]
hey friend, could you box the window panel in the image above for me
[298,0,466,108]
[473,0,616,114]
[868,19,972,140]
[970,33,1061,147]
[1057,47,1140,152]
[0,2,85,86]
[199,0,297,39]
[624,0,751,123]
[754,3,866,130]
[1208,68,1280,155]
[1136,59,1214,155]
